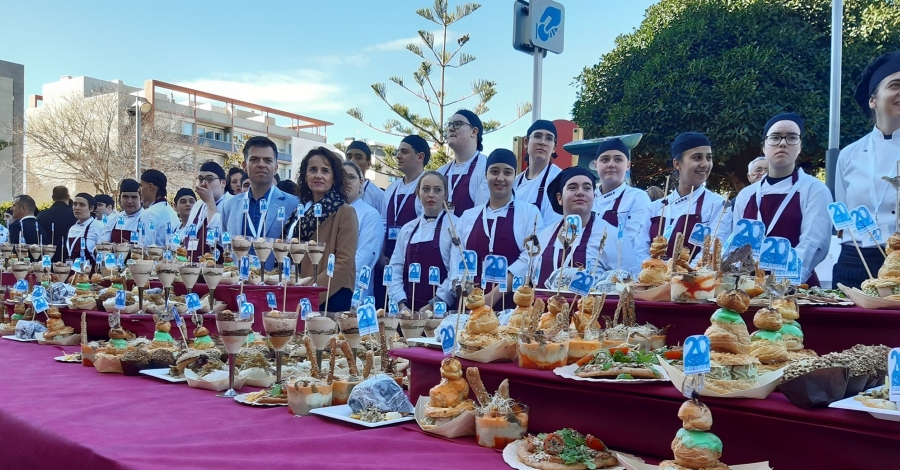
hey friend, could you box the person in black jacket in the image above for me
[36,186,76,262]
[8,195,48,246]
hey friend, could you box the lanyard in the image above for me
[391,180,417,223]
[480,200,513,253]
[755,171,803,237]
[245,188,274,238]
[443,153,478,203]
[67,219,93,256]
[666,186,704,227]
[515,164,551,204]
[551,217,588,271]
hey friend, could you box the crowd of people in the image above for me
[1,51,897,312]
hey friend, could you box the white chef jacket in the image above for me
[66,218,104,259]
[362,179,385,214]
[592,183,653,260]
[437,151,489,209]
[179,193,233,246]
[388,212,460,308]
[453,198,544,277]
[351,197,384,298]
[733,169,833,282]
[509,213,642,284]
[100,208,143,243]
[835,127,900,247]
[381,174,424,224]
[139,200,181,247]
[647,185,733,258]
[513,163,561,227]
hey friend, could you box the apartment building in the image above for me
[0,60,24,201]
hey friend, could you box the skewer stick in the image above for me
[443,201,470,358]
[657,175,671,238]
[849,232,874,279]
[870,233,887,258]
[324,275,333,314]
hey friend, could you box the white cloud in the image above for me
[177,70,347,114]
[365,29,455,52]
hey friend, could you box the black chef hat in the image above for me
[854,51,900,118]
[547,166,595,215]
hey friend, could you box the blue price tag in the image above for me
[684,335,711,375]
[242,198,250,211]
[173,307,184,327]
[222,232,232,244]
[428,266,440,286]
[239,257,250,281]
[266,292,277,309]
[358,266,372,288]
[564,214,582,239]
[889,348,900,402]
[851,205,879,234]
[498,280,508,293]
[215,249,221,261]
[163,250,173,262]
[357,304,379,336]
[172,233,182,246]
[188,224,198,238]
[117,217,125,228]
[260,198,268,213]
[568,271,594,296]
[728,219,765,256]
[115,290,126,310]
[104,253,116,268]
[688,222,712,246]
[239,302,255,320]
[351,288,362,307]
[326,253,335,277]
[827,202,853,230]
[130,231,140,243]
[388,302,399,316]
[777,247,802,281]
[277,206,286,221]
[149,221,155,231]
[299,298,312,320]
[434,301,447,317]
[364,296,375,306]
[872,228,885,244]
[314,203,322,218]
[117,253,126,268]
[72,259,83,273]
[206,230,215,244]
[382,265,394,286]
[282,256,291,278]
[33,296,50,313]
[512,276,525,291]
[236,294,247,305]
[166,223,173,235]
[617,218,626,240]
[32,286,46,298]
[462,250,478,278]
[186,293,202,311]
[759,236,790,271]
[250,256,261,270]
[438,324,456,356]
[483,255,508,283]
[480,275,487,289]
[408,263,421,283]
[41,255,52,270]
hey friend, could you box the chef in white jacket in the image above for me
[343,160,384,299]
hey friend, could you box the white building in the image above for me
[0,60,24,202]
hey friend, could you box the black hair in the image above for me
[13,194,37,214]
[296,147,350,203]
[242,136,279,161]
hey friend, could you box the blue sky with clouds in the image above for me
[5,0,657,150]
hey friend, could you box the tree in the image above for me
[348,0,531,176]
[572,0,900,194]
[10,88,206,197]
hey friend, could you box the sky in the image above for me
[4,0,658,151]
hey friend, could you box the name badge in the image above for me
[388,227,400,241]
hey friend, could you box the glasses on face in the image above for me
[765,135,801,146]
[197,176,221,184]
[446,120,472,131]
[529,132,555,143]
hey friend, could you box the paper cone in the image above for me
[633,283,671,302]
[777,367,849,409]
[838,284,900,310]
[414,396,476,438]
[657,355,782,399]
[458,337,518,363]
[617,454,771,470]
[553,363,669,383]
[184,369,246,392]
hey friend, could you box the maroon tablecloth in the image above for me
[394,347,899,470]
[56,308,216,340]
[535,294,900,354]
[0,340,509,470]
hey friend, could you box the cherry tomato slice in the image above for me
[585,434,606,451]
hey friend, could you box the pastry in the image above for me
[660,400,731,470]
[771,298,799,321]
[715,290,750,314]
[777,322,804,351]
[422,357,474,428]
[704,309,750,355]
[678,400,712,431]
[638,258,666,286]
[457,288,502,353]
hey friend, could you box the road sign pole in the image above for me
[532,46,543,121]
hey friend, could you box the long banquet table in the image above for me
[0,339,509,470]
[393,347,899,470]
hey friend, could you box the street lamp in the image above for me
[126,98,152,179]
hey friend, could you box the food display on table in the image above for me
[513,427,620,469]
[779,344,891,408]
[669,233,717,304]
[746,279,818,373]
[39,307,77,344]
[470,367,529,449]
[399,309,427,339]
[345,373,413,423]
[854,378,897,411]
[240,383,288,406]
[517,291,569,370]
[331,341,366,405]
[419,357,475,429]
[183,352,240,391]
[458,288,502,353]
[505,284,545,332]
[637,235,668,288]
[566,294,604,364]
[573,348,664,380]
[601,288,668,352]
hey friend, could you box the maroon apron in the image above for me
[743,171,819,286]
[600,190,626,227]
[465,203,520,304]
[444,155,480,216]
[66,220,96,264]
[404,213,448,308]
[183,206,214,262]
[537,213,597,287]
[111,228,134,244]
[516,164,554,210]
[648,191,706,259]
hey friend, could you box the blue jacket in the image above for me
[220,184,299,269]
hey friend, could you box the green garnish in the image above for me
[616,373,634,380]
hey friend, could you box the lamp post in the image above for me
[126,98,152,179]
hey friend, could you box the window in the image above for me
[181,123,193,136]
[197,126,206,137]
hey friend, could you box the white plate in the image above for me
[829,388,900,422]
[234,393,287,407]
[406,337,441,348]
[308,404,415,428]
[2,335,39,342]
[554,363,670,383]
[139,368,187,383]
[503,439,637,470]
[54,355,81,363]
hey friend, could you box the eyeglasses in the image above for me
[197,176,222,184]
[446,120,472,131]
[765,135,801,146]
[529,132,556,143]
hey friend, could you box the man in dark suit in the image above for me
[36,186,77,262]
[8,195,48,246]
